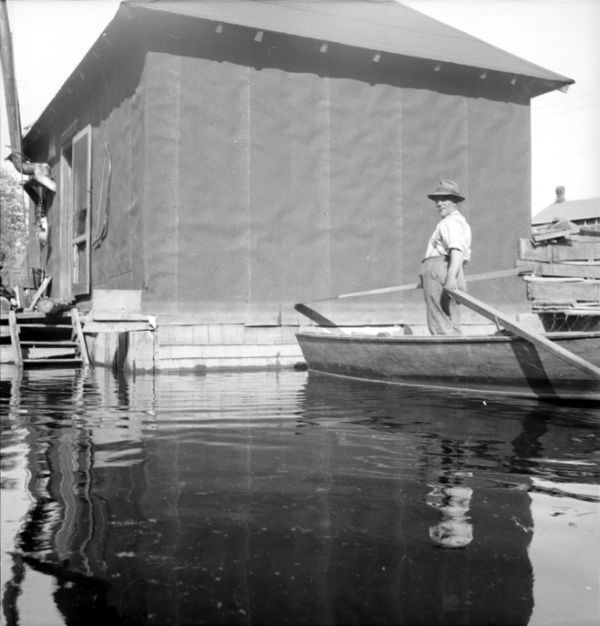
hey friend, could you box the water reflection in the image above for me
[0,366,598,625]
[426,484,473,549]
[299,375,543,626]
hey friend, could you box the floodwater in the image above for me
[1,367,598,626]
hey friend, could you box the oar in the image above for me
[294,303,340,328]
[447,288,600,381]
[312,268,517,302]
[295,268,518,328]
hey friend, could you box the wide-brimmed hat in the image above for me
[427,179,465,203]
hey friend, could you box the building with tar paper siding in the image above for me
[19,0,573,371]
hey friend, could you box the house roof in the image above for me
[24,0,574,144]
[532,198,600,225]
[126,0,573,88]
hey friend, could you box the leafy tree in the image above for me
[0,162,28,284]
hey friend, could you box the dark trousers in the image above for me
[420,256,466,335]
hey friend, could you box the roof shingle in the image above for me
[127,0,573,86]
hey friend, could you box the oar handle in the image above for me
[312,268,517,303]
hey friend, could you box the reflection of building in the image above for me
[2,369,145,623]
[3,370,596,624]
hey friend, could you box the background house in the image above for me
[20,0,573,370]
[532,186,600,228]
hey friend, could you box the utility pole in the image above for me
[0,0,23,157]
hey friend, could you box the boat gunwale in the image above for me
[296,330,600,345]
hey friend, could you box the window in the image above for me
[61,125,92,296]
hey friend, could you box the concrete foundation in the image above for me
[84,322,305,373]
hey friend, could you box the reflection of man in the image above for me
[426,485,473,549]
[420,180,471,335]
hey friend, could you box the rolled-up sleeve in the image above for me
[440,215,471,260]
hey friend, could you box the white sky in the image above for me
[1,0,599,213]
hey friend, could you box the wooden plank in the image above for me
[531,228,575,243]
[516,259,600,280]
[22,358,83,366]
[518,239,553,263]
[553,242,600,263]
[447,289,600,381]
[518,238,600,263]
[8,310,22,367]
[71,308,90,366]
[525,279,600,303]
[25,276,52,311]
[0,343,17,364]
[530,220,578,244]
[15,311,50,320]
[571,234,600,243]
[532,307,600,316]
[24,347,77,359]
[126,330,156,371]
[531,300,577,310]
[83,320,153,333]
[579,228,600,238]
[20,341,77,346]
[15,285,26,309]
[14,323,72,330]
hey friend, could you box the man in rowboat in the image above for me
[420,180,472,335]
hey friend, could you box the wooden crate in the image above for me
[524,278,600,303]
[518,237,600,263]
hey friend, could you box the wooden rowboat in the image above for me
[295,330,600,403]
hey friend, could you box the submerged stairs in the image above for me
[6,309,89,368]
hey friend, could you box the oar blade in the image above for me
[294,303,339,328]
[447,288,600,381]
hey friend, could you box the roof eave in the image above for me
[23,2,574,144]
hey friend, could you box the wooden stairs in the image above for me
[5,308,89,368]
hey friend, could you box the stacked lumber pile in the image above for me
[516,221,600,331]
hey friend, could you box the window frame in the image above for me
[69,124,92,297]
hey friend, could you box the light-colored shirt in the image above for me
[424,210,471,262]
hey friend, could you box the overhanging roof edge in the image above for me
[126,0,573,84]
[23,0,574,144]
